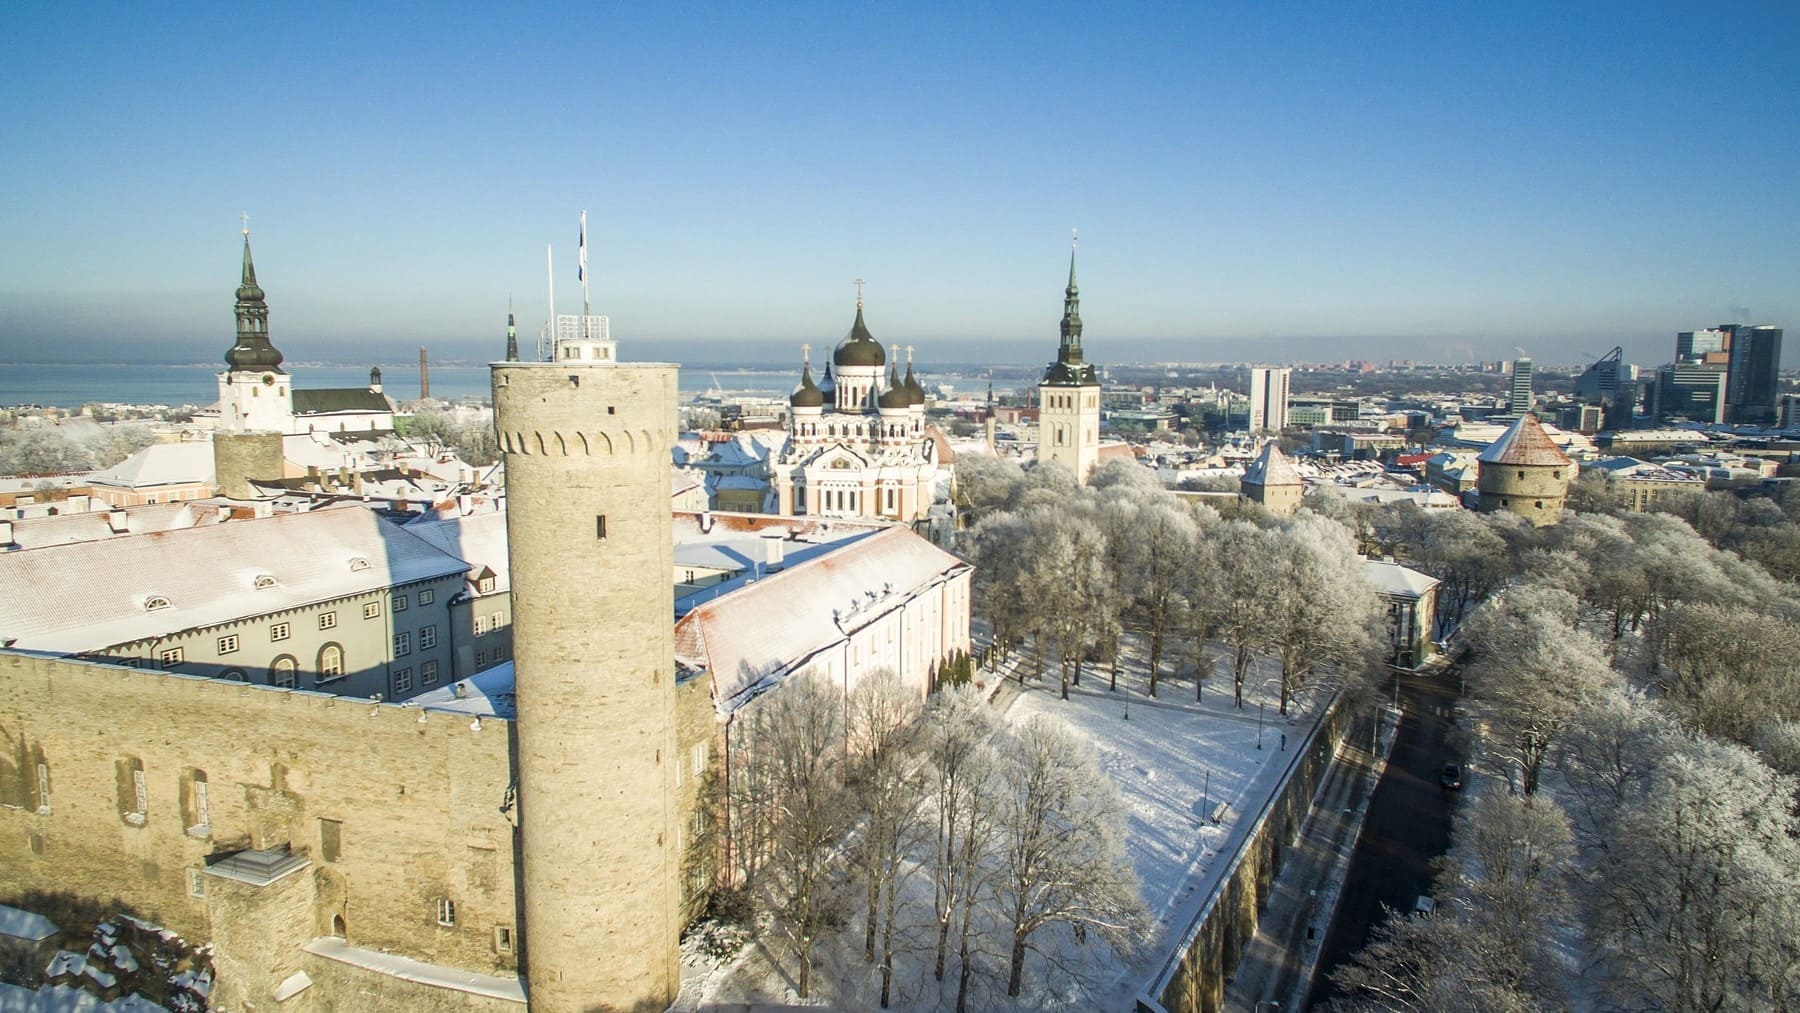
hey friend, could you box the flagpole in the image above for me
[579,210,591,342]
[545,243,555,361]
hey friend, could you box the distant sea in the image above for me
[0,363,805,409]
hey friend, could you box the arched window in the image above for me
[222,669,247,682]
[269,655,298,688]
[317,644,345,682]
[145,596,171,612]
[253,574,276,590]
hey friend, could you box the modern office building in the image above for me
[1247,366,1291,434]
[1508,357,1534,414]
[1723,325,1783,424]
[1652,362,1728,424]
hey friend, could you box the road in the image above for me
[1305,666,1463,1008]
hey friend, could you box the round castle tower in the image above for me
[1476,413,1573,527]
[491,355,680,1010]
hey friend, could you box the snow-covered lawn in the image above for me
[677,642,1338,1011]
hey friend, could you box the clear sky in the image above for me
[2,2,1795,369]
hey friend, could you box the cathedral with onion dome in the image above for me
[768,295,942,523]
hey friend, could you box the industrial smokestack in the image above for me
[419,346,430,399]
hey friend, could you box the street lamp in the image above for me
[1257,700,1265,749]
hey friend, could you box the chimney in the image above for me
[106,508,128,534]
[760,530,785,572]
[0,520,13,547]
[458,494,473,516]
[66,494,91,513]
[420,346,430,399]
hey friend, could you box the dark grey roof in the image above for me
[294,388,392,415]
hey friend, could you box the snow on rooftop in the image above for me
[84,442,215,490]
[1363,557,1440,598]
[1475,414,1576,467]
[0,506,469,653]
[0,903,58,941]
[1242,442,1303,486]
[411,662,517,719]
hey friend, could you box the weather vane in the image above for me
[241,211,250,236]
[854,277,865,308]
[1071,227,1078,250]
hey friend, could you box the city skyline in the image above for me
[3,4,1796,369]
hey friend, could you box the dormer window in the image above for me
[477,576,495,594]
[349,557,371,572]
[145,596,171,612]
[253,574,277,590]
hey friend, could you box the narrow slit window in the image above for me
[596,515,607,540]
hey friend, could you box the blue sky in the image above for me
[2,2,1796,368]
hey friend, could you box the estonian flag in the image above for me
[578,212,587,284]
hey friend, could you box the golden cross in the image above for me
[854,277,865,307]
[241,211,250,236]
[802,342,811,364]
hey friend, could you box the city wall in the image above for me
[0,650,521,1011]
[1137,693,1352,1013]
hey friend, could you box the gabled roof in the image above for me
[1363,557,1440,598]
[675,526,970,714]
[86,442,216,489]
[1242,442,1303,486]
[0,506,469,653]
[1478,414,1573,467]
[293,388,393,415]
[405,510,510,596]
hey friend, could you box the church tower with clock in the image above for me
[216,225,296,435]
[1036,236,1101,482]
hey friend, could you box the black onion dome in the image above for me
[790,362,825,408]
[904,362,925,406]
[818,362,836,393]
[879,383,911,410]
[834,306,886,367]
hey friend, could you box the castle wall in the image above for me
[493,361,681,1011]
[0,651,520,1008]
[212,430,284,500]
[1477,463,1569,526]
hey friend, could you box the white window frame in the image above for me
[420,625,437,650]
[421,659,439,686]
[393,593,409,612]
[132,768,149,816]
[437,899,456,927]
[418,589,434,605]
[270,622,290,642]
[393,631,411,657]
[319,611,338,631]
[393,667,413,695]
[363,601,382,620]
[159,647,184,669]
[217,634,240,655]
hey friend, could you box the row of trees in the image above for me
[722,674,1144,1009]
[1333,481,1800,1012]
[401,407,499,466]
[959,457,1382,713]
[0,423,156,476]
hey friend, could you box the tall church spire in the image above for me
[1042,231,1096,386]
[1058,230,1083,363]
[225,223,285,371]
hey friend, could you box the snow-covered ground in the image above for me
[676,642,1338,1011]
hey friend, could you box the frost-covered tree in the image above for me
[925,685,1002,1005]
[754,677,851,999]
[992,716,1143,998]
[1464,586,1616,794]
[1022,510,1114,699]
[963,510,1034,664]
[0,426,93,475]
[1266,514,1382,714]
[845,670,930,1007]
[1588,737,1800,1012]
[1127,501,1198,696]
[1211,520,1281,708]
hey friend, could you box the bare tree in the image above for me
[1464,587,1615,794]
[1588,737,1800,1012]
[1267,514,1382,714]
[993,716,1144,998]
[925,685,1002,1001]
[845,669,931,1008]
[754,676,851,999]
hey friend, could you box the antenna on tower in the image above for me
[544,243,555,362]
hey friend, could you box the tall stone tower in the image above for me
[1037,239,1101,482]
[1242,441,1304,516]
[492,335,680,1009]
[213,226,290,498]
[1476,413,1572,526]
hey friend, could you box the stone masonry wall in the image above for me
[0,651,520,1007]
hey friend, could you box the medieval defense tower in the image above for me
[1476,413,1573,527]
[492,338,681,1009]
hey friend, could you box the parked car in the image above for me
[1440,763,1463,790]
